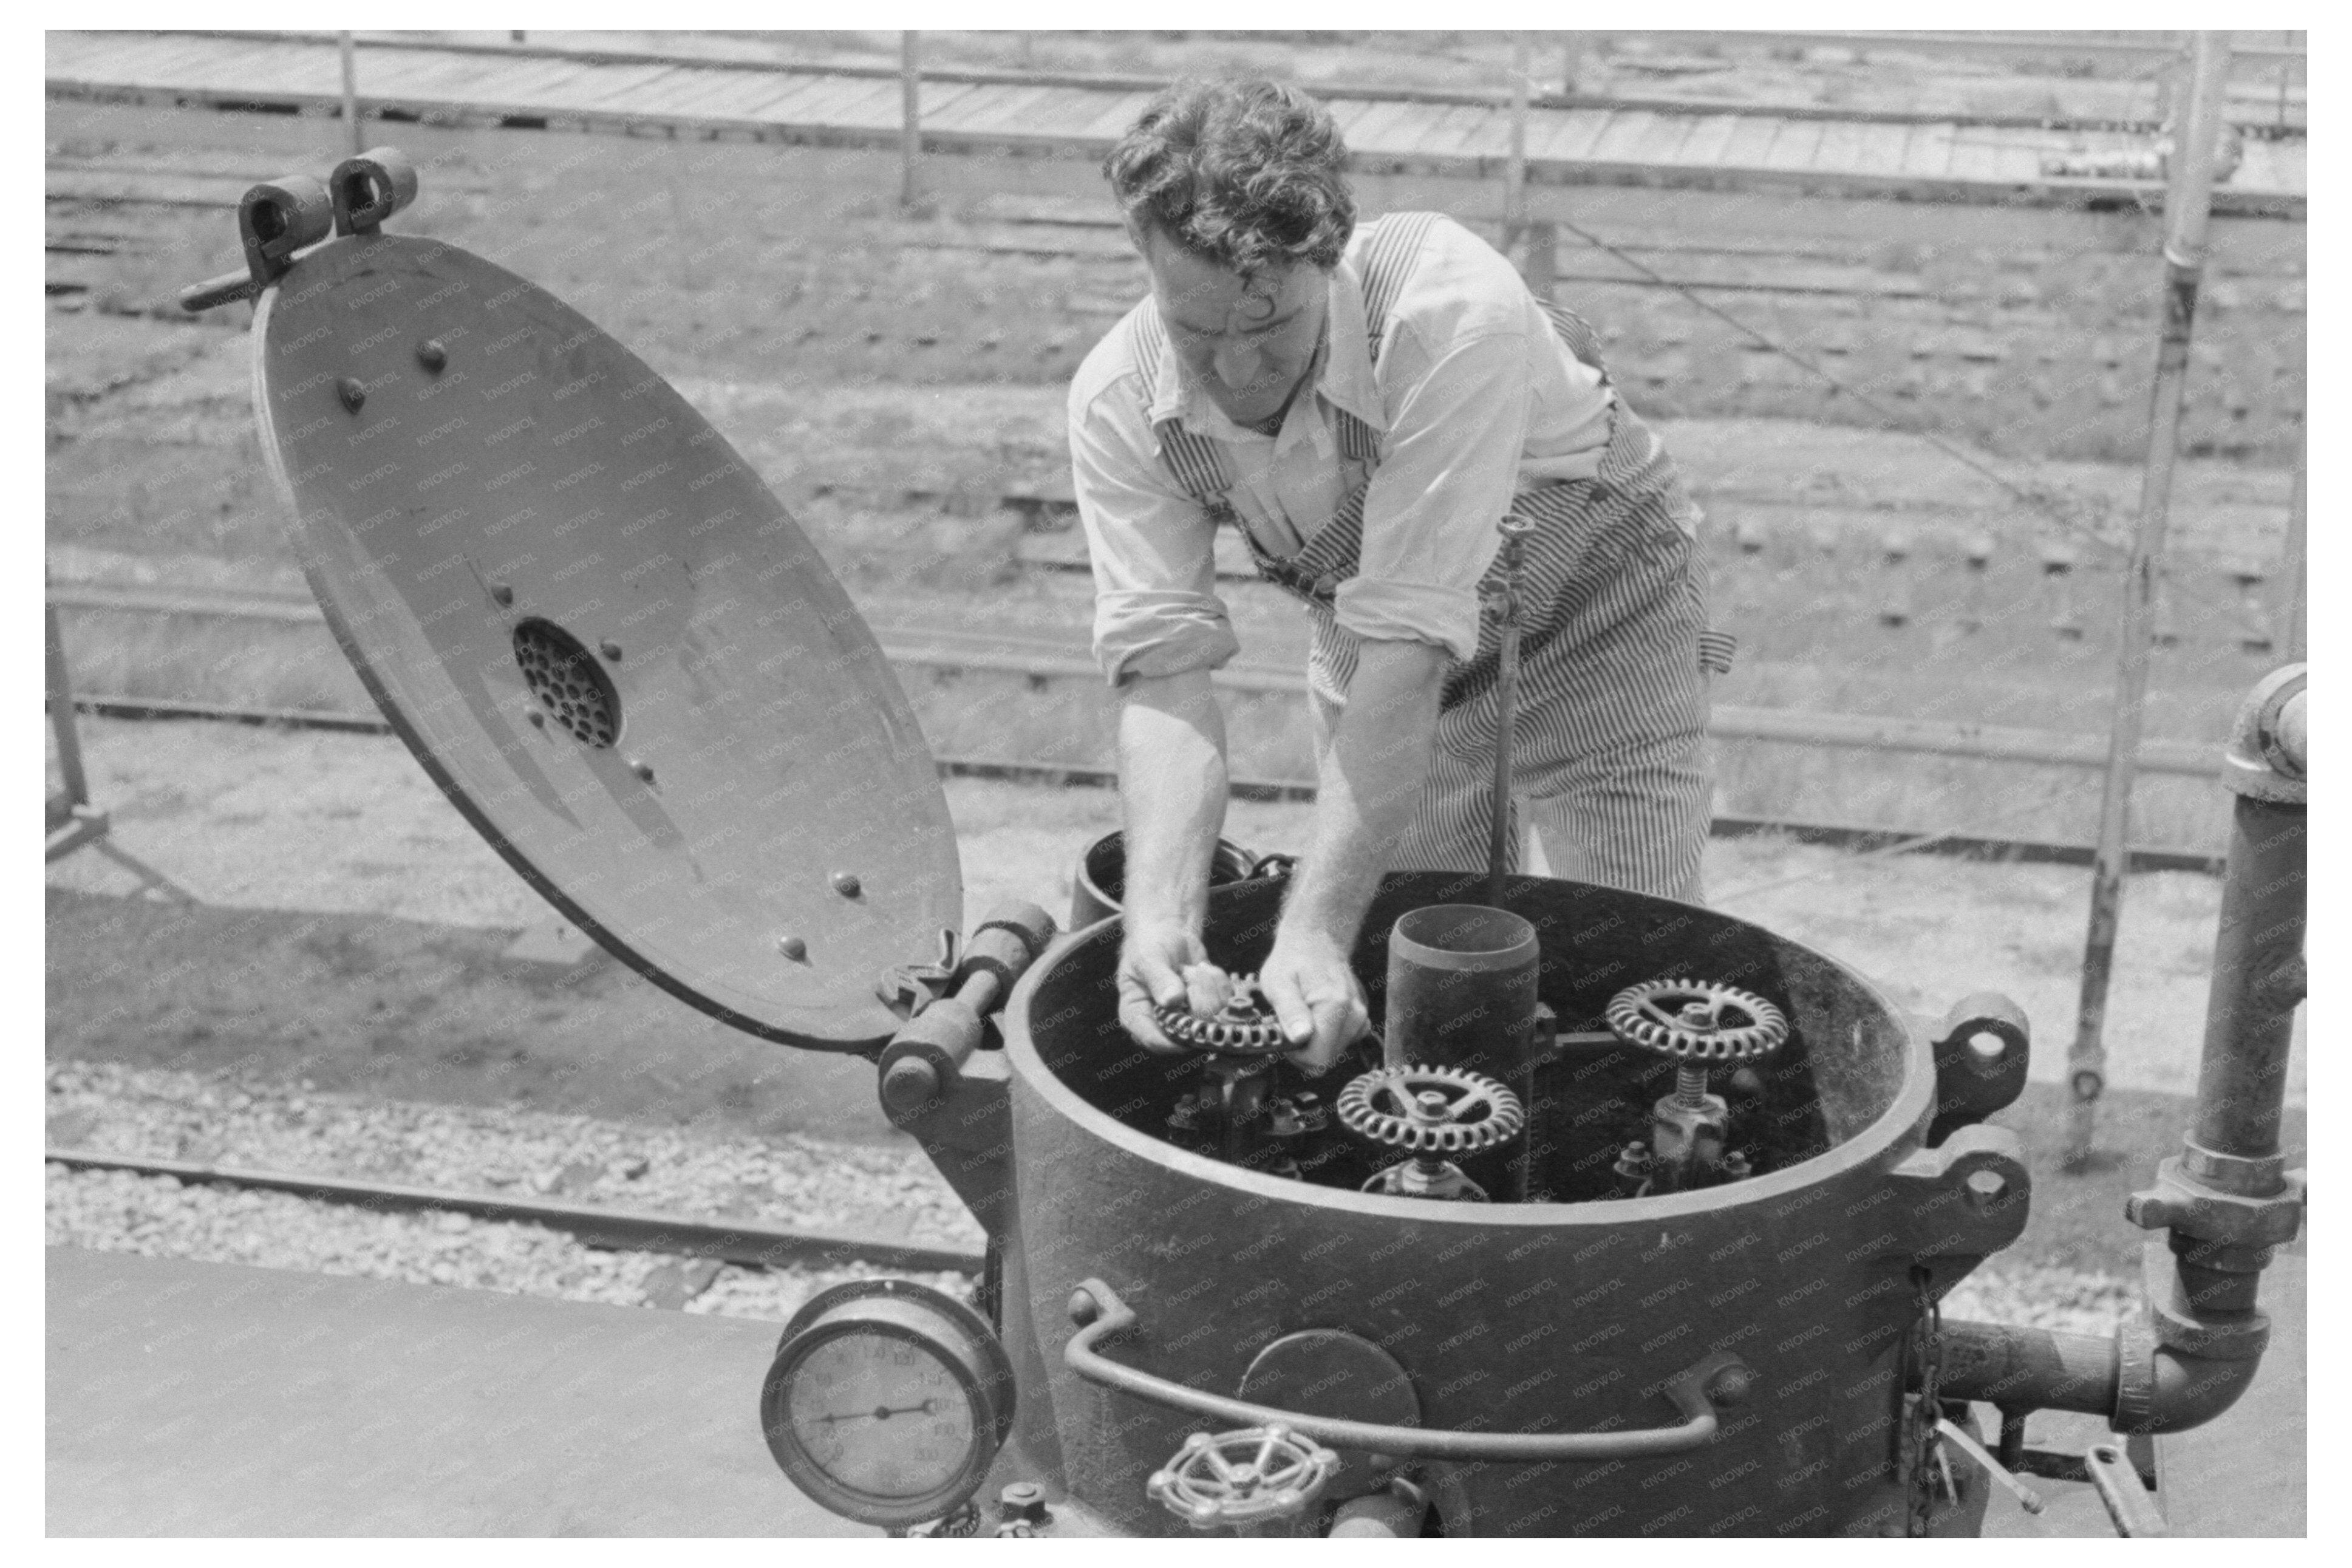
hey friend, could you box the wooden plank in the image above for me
[1711,115,1784,171]
[1757,117,1829,172]
[80,35,254,83]
[1673,114,1742,170]
[1006,86,1131,143]
[1073,90,1156,139]
[1626,111,1702,166]
[1529,108,1617,163]
[1326,97,1390,138]
[786,74,905,130]
[1810,118,1873,177]
[395,54,613,109]
[352,49,543,102]
[1585,111,1662,165]
[1340,98,1439,156]
[431,56,629,112]
[632,67,830,124]
[1904,121,1960,180]
[925,82,1062,135]
[1850,121,1916,179]
[754,72,899,126]
[579,65,714,116]
[1406,103,1497,159]
[522,62,687,111]
[718,72,862,123]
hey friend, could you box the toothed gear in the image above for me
[1155,975,1292,1055]
[1605,978,1788,1064]
[1334,1065,1524,1155]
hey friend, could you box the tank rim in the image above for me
[1003,890,1937,1226]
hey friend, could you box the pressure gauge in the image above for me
[759,1278,1015,1529]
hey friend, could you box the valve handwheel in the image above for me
[1146,1423,1341,1531]
[1335,1065,1525,1156]
[1605,978,1788,1064]
[1154,974,1292,1055]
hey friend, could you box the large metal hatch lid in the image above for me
[251,231,961,1052]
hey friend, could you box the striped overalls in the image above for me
[1132,214,1730,904]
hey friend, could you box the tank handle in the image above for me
[1065,1278,1750,1462]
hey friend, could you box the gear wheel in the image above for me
[1154,975,1292,1055]
[1335,1065,1524,1155]
[1605,979,1788,1065]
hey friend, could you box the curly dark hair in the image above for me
[1103,78,1355,276]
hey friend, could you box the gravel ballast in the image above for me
[47,1059,2132,1337]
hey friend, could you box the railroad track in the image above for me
[46,1146,984,1275]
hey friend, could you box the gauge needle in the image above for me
[813,1399,938,1425]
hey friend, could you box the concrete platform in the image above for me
[46,1246,873,1536]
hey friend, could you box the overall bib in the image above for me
[1132,214,1731,902]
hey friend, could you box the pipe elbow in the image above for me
[2118,1328,2264,1435]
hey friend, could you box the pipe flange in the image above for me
[1605,979,1790,1065]
[1155,977,1291,1056]
[1335,1066,1524,1155]
[2223,665,2306,803]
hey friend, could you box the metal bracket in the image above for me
[178,174,336,313]
[329,146,420,236]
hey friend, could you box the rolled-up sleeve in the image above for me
[1333,330,1532,662]
[1069,380,1240,686]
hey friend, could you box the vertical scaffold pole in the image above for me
[2284,425,2306,661]
[1503,33,1530,255]
[900,31,923,213]
[339,31,363,158]
[2065,31,2234,1168]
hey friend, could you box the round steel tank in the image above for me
[995,873,2026,1537]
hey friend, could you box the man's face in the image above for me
[1136,225,1329,431]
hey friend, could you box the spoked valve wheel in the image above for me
[1604,978,1788,1065]
[1335,1065,1525,1155]
[1146,1423,1341,1531]
[1154,974,1292,1056]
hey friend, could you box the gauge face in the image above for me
[761,1278,1014,1528]
[786,1329,978,1500]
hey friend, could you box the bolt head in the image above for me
[831,871,861,897]
[1706,1365,1753,1406]
[776,935,807,961]
[599,641,622,661]
[526,709,546,728]
[630,759,655,784]
[336,377,366,412]
[489,582,514,607]
[416,338,447,372]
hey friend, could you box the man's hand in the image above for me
[1259,927,1370,1076]
[1116,921,1208,1053]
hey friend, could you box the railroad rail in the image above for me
[44,30,2305,215]
[45,1147,985,1275]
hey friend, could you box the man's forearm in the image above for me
[1116,669,1229,935]
[1280,638,1447,950]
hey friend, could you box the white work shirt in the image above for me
[1068,214,1617,684]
